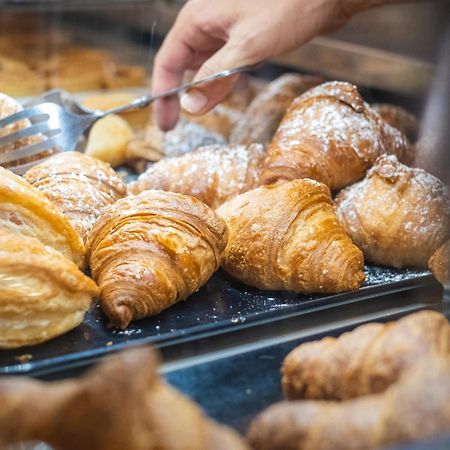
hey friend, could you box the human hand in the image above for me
[152,0,382,130]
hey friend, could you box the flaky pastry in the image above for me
[429,240,449,286]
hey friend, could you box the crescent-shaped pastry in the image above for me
[261,81,413,191]
[216,179,365,293]
[0,232,97,349]
[128,144,265,209]
[24,151,127,242]
[428,240,449,286]
[230,73,322,146]
[87,190,228,328]
[0,166,86,268]
[335,155,450,268]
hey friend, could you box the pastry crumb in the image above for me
[15,354,32,363]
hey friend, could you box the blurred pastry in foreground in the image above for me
[216,179,365,293]
[128,144,265,209]
[336,155,450,268]
[282,310,450,401]
[429,240,449,286]
[87,190,228,328]
[262,81,412,191]
[372,103,419,143]
[0,166,85,268]
[0,232,96,349]
[0,347,248,450]
[24,152,127,242]
[230,73,322,145]
[85,114,134,167]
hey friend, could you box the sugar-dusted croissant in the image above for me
[216,179,365,293]
[282,310,450,401]
[0,166,85,268]
[0,231,97,349]
[24,151,127,242]
[335,155,450,268]
[261,81,413,191]
[128,144,265,209]
[429,240,449,286]
[248,354,450,450]
[87,190,228,328]
[372,103,419,143]
[230,73,322,146]
[0,347,249,450]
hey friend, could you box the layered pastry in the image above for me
[429,240,449,286]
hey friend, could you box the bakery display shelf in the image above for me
[164,309,450,450]
[0,266,433,376]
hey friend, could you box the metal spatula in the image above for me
[0,64,256,174]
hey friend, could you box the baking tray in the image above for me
[0,266,432,375]
[164,311,450,450]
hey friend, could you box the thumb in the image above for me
[180,41,253,115]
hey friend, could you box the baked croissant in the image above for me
[230,73,322,146]
[216,179,365,293]
[261,81,413,191]
[0,231,97,349]
[24,151,127,242]
[429,240,449,286]
[87,190,228,328]
[335,155,450,268]
[247,354,450,450]
[0,166,86,268]
[282,310,450,401]
[0,347,249,450]
[128,144,265,209]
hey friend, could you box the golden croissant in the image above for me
[335,155,450,268]
[216,179,365,293]
[261,81,413,191]
[87,190,228,328]
[282,310,450,401]
[24,151,127,242]
[0,347,249,450]
[0,166,85,268]
[0,231,97,348]
[429,240,449,286]
[128,144,265,209]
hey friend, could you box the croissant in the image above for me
[247,354,450,450]
[282,310,450,401]
[0,231,97,349]
[128,144,265,209]
[216,179,365,293]
[261,81,413,191]
[87,190,228,328]
[0,347,249,450]
[230,73,322,146]
[24,151,127,242]
[372,103,419,143]
[335,155,450,268]
[0,166,85,268]
[429,240,449,286]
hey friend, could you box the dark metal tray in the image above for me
[164,309,450,450]
[0,266,431,376]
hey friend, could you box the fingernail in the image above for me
[180,90,208,114]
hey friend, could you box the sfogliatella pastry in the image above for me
[0,166,85,268]
[216,179,365,293]
[87,190,228,328]
[230,73,322,146]
[261,81,412,191]
[282,310,450,401]
[247,354,450,450]
[0,347,249,450]
[372,103,419,143]
[128,144,265,209]
[336,155,450,268]
[0,232,97,349]
[429,240,449,286]
[24,152,127,242]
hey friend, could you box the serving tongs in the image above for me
[0,64,256,174]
